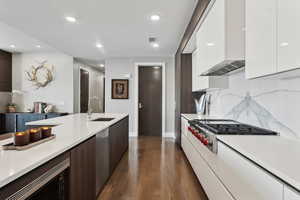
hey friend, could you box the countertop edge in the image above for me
[217,137,300,193]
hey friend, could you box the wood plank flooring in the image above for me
[98,136,208,200]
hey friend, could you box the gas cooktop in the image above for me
[189,119,278,135]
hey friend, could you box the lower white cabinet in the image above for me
[284,186,300,200]
[181,128,234,200]
[218,142,284,200]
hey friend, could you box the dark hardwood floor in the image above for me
[98,136,208,200]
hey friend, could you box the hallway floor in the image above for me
[98,136,208,200]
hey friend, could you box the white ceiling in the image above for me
[0,22,55,53]
[0,0,197,62]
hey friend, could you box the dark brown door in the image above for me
[138,66,162,136]
[80,69,89,113]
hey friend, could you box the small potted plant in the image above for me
[7,103,17,113]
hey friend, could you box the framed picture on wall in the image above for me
[111,79,129,99]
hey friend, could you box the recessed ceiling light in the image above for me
[9,44,16,48]
[36,45,41,48]
[65,16,77,23]
[150,15,160,21]
[152,43,159,48]
[99,64,105,67]
[96,43,103,48]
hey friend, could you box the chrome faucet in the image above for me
[87,96,100,120]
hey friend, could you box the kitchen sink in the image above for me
[91,117,115,122]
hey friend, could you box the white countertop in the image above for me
[181,113,300,192]
[0,113,128,188]
[218,135,300,191]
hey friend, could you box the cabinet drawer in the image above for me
[284,186,300,200]
[182,134,233,200]
[218,142,283,200]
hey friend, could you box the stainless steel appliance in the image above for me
[188,119,278,153]
[96,129,110,196]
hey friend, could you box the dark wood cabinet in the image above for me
[109,116,129,174]
[70,136,96,200]
[0,50,12,92]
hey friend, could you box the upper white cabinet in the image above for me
[284,186,300,200]
[278,0,300,72]
[192,49,205,91]
[196,0,245,74]
[192,49,228,91]
[245,0,277,79]
[246,0,300,79]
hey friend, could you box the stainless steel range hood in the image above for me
[201,60,245,76]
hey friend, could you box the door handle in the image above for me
[138,103,143,109]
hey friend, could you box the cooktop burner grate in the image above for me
[189,119,278,135]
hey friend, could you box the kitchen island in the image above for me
[0,113,129,200]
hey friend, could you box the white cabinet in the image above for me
[284,186,300,200]
[196,0,225,74]
[278,0,300,72]
[192,49,228,91]
[192,48,228,91]
[218,142,284,200]
[245,0,277,79]
[246,0,300,79]
[192,49,206,91]
[196,0,245,74]
[181,123,234,200]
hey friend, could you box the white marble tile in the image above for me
[207,70,300,139]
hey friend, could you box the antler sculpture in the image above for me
[26,60,54,89]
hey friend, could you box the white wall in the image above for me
[12,52,74,113]
[105,57,175,136]
[0,92,11,112]
[73,60,105,113]
[207,69,300,139]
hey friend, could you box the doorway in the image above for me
[80,69,89,113]
[138,65,163,136]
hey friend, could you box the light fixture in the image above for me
[99,64,105,67]
[280,42,289,47]
[206,42,215,47]
[9,44,16,48]
[152,43,159,48]
[36,45,41,48]
[150,15,160,21]
[96,43,103,48]
[65,16,77,23]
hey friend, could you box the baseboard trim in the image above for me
[164,132,175,139]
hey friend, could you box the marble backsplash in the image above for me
[207,69,300,139]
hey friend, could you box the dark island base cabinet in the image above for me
[109,116,129,174]
[70,136,96,200]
